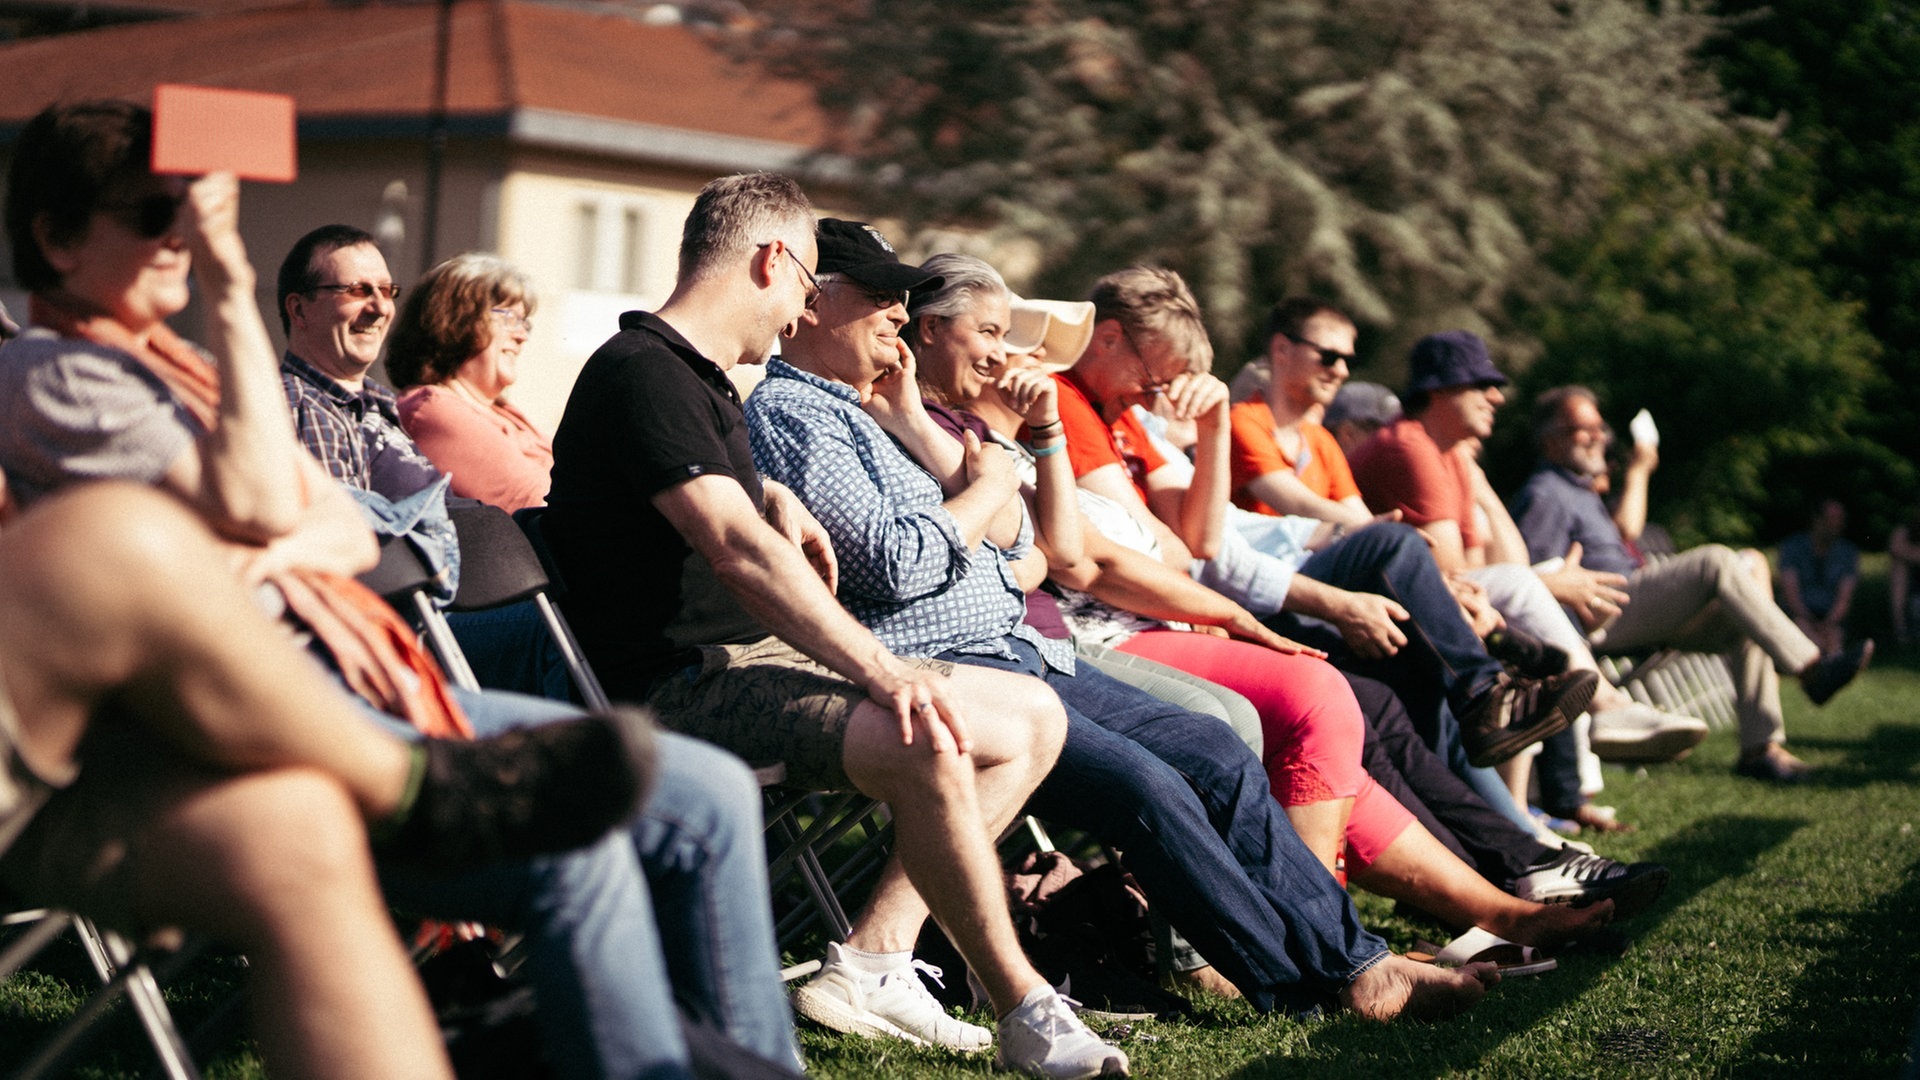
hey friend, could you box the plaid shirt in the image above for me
[745,360,1073,673]
[279,350,459,597]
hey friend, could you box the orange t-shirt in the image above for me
[1347,417,1481,549]
[1052,373,1166,500]
[1228,395,1359,516]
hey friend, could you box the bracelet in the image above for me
[1030,441,1067,458]
[1028,420,1063,436]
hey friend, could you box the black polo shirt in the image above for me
[545,311,769,695]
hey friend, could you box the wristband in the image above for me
[1030,441,1067,458]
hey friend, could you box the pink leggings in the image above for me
[1118,630,1415,867]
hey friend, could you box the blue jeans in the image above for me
[379,688,800,1077]
[446,602,571,701]
[943,640,1388,1015]
[1270,523,1505,749]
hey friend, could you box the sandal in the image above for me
[1409,926,1557,978]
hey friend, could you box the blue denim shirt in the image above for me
[745,359,1072,673]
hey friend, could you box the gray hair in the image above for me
[1532,385,1601,446]
[677,172,814,285]
[907,253,1009,324]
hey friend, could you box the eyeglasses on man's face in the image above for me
[823,279,909,311]
[759,241,821,311]
[1120,323,1176,396]
[309,281,401,302]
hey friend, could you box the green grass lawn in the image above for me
[7,651,1919,1078]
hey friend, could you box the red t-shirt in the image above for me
[1347,417,1480,549]
[1052,372,1166,500]
[1227,394,1359,516]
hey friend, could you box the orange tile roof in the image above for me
[0,0,826,147]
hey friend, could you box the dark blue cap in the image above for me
[1405,330,1506,395]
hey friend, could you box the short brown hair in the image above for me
[385,252,535,389]
[677,172,813,285]
[5,99,153,292]
[1088,266,1213,373]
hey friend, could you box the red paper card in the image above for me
[152,85,297,182]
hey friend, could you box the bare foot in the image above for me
[1572,804,1634,833]
[1166,964,1242,1000]
[1487,896,1613,949]
[1341,954,1497,1022]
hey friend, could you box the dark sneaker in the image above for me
[1509,846,1670,920]
[1458,670,1597,768]
[383,706,659,872]
[1803,639,1873,706]
[1484,627,1570,679]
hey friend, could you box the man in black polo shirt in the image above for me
[545,174,1124,1077]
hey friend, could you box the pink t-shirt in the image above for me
[397,385,553,512]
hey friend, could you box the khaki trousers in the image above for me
[1592,544,1820,751]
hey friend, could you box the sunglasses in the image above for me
[1286,334,1356,368]
[824,279,910,311]
[101,192,188,240]
[309,281,402,302]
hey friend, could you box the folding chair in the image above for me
[359,533,480,692]
[511,507,883,977]
[446,503,610,710]
[0,908,205,1080]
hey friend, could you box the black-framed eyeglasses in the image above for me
[1120,323,1174,396]
[309,281,402,302]
[760,241,821,311]
[1284,334,1355,368]
[824,279,910,311]
[101,192,187,240]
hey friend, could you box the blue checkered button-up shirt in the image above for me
[745,360,1073,673]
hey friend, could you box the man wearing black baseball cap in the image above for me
[549,185,1108,1076]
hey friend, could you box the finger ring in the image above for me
[917,701,936,712]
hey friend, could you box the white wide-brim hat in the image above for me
[1005,296,1096,372]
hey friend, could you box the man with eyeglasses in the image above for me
[1512,385,1872,783]
[546,188,1130,1076]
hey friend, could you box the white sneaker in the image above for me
[1589,702,1709,763]
[996,987,1130,1078]
[790,942,991,1050]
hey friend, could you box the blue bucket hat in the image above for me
[1405,330,1507,395]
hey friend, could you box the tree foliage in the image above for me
[1702,0,1920,543]
[743,0,1885,543]
[749,0,1733,361]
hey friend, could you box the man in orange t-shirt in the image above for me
[1228,298,1373,526]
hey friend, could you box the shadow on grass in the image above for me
[1221,814,1805,1079]
[1737,860,1920,1076]
[1791,722,1920,785]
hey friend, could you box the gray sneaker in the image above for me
[1589,702,1709,763]
[790,942,991,1050]
[996,986,1130,1078]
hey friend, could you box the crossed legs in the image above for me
[0,483,449,1079]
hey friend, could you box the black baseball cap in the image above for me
[815,219,943,293]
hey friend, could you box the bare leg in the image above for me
[839,665,1065,1015]
[1283,797,1353,875]
[85,765,451,1080]
[1351,822,1612,948]
[0,484,414,818]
